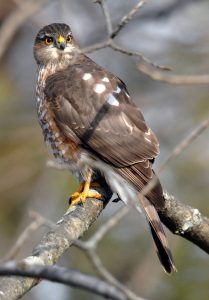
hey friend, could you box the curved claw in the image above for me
[69,189,102,207]
[68,170,102,207]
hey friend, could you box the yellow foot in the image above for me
[69,189,102,207]
[69,170,102,207]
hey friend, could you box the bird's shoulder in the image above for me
[44,55,131,105]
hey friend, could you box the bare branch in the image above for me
[110,42,171,70]
[82,40,170,70]
[75,239,143,299]
[138,63,209,84]
[0,177,113,300]
[82,40,110,54]
[111,0,147,39]
[74,205,142,300]
[161,192,209,253]
[95,0,113,35]
[0,261,126,300]
[1,176,209,298]
[86,249,144,300]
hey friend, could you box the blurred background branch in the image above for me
[138,63,209,85]
[0,0,49,61]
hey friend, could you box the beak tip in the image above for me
[59,43,65,50]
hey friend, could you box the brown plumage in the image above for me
[34,23,175,273]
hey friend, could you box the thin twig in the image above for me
[86,249,144,300]
[89,206,130,246]
[111,0,147,39]
[95,0,113,35]
[82,40,110,54]
[159,117,209,173]
[110,42,171,70]
[75,240,144,300]
[138,63,209,84]
[0,211,52,263]
[82,40,170,71]
[73,207,143,300]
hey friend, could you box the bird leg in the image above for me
[69,170,102,207]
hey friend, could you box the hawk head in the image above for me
[34,23,78,65]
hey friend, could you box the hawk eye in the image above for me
[45,37,53,45]
[66,35,72,43]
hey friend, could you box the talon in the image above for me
[69,189,102,207]
[68,171,102,207]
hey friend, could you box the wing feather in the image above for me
[45,56,160,190]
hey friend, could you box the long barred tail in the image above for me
[139,195,176,273]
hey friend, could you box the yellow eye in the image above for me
[45,37,53,45]
[66,35,72,43]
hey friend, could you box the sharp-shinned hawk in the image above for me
[33,23,175,273]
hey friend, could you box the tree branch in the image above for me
[0,177,209,299]
[95,0,113,36]
[0,176,113,300]
[0,261,126,300]
[110,0,147,39]
[138,63,209,85]
[161,192,209,253]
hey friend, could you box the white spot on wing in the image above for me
[82,73,92,80]
[94,83,106,94]
[102,77,109,82]
[145,137,151,143]
[115,86,121,94]
[107,94,119,106]
[145,129,151,136]
[125,91,130,98]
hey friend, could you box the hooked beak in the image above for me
[56,35,66,50]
